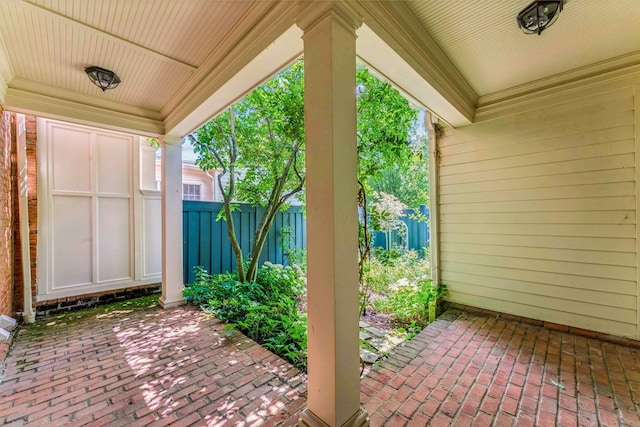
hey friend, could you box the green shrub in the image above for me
[363,249,429,294]
[183,262,307,370]
[373,279,446,329]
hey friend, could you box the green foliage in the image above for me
[364,250,428,292]
[215,203,240,222]
[146,137,160,148]
[356,68,418,183]
[366,133,430,209]
[278,226,307,271]
[360,249,432,322]
[192,61,306,282]
[194,61,305,208]
[183,263,307,369]
[373,280,447,329]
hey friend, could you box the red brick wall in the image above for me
[0,106,14,317]
[13,115,37,314]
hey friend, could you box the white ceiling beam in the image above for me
[0,29,14,104]
[17,0,197,73]
[351,1,476,127]
[5,85,164,135]
[165,24,303,138]
[164,2,300,137]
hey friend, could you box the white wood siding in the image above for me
[439,73,640,338]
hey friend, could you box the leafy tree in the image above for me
[190,62,423,284]
[356,68,418,185]
[366,132,429,208]
[190,60,305,283]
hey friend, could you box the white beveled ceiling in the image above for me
[407,0,640,103]
[0,0,638,135]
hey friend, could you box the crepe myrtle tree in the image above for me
[189,60,305,283]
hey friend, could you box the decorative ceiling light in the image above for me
[84,66,121,91]
[517,0,563,35]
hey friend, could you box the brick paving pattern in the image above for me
[2,306,640,426]
[361,310,640,426]
[0,306,305,426]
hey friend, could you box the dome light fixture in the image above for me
[517,0,563,35]
[85,66,121,91]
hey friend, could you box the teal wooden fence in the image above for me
[371,205,430,253]
[183,202,429,284]
[183,201,306,284]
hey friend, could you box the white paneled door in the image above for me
[38,119,138,299]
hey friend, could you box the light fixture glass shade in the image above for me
[85,66,121,91]
[517,0,563,35]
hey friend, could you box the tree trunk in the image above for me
[245,203,280,282]
[224,203,245,282]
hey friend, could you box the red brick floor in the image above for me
[0,306,306,426]
[1,306,640,426]
[361,310,640,426]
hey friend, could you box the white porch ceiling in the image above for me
[0,0,638,135]
[407,0,640,97]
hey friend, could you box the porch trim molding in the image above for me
[300,408,369,427]
[352,0,476,127]
[476,54,640,121]
[163,1,299,136]
[0,72,6,105]
[15,113,35,323]
[426,113,441,288]
[5,80,165,136]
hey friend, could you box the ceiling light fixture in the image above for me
[85,66,121,91]
[517,0,563,35]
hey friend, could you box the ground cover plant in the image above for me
[360,249,444,338]
[183,263,308,370]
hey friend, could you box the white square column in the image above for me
[159,135,185,308]
[298,4,368,427]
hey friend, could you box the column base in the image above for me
[299,407,369,427]
[158,295,185,309]
[22,312,36,324]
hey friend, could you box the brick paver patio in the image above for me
[0,306,306,426]
[361,311,640,426]
[1,304,639,426]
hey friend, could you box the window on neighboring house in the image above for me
[183,183,201,201]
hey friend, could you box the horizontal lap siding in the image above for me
[439,79,638,338]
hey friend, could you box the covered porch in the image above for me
[1,1,640,425]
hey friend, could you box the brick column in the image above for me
[0,106,13,317]
[298,3,368,426]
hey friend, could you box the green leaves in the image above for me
[195,60,305,208]
[183,263,308,370]
[373,279,447,329]
[356,67,418,182]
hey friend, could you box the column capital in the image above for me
[297,1,364,34]
[161,135,184,146]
